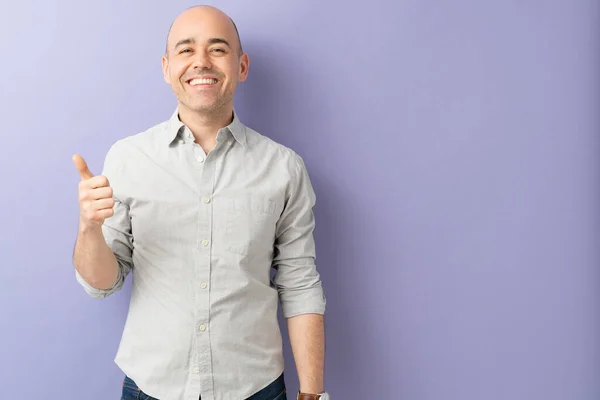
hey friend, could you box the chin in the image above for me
[178,98,216,113]
[195,104,226,115]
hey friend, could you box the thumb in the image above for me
[72,154,94,180]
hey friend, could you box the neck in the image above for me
[177,103,234,146]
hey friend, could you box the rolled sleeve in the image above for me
[76,143,134,298]
[75,256,128,299]
[272,153,326,318]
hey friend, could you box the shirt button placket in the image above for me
[195,146,215,398]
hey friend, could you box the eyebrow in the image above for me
[174,38,195,49]
[174,37,232,50]
[207,37,231,48]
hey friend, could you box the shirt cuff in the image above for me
[279,285,327,319]
[75,268,122,299]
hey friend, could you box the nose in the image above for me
[192,49,212,70]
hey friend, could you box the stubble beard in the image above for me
[176,84,234,115]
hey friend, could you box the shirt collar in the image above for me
[165,108,247,147]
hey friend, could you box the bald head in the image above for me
[165,5,243,57]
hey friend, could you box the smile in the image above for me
[188,78,218,86]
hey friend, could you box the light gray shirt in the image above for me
[75,109,326,400]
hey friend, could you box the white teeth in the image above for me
[189,78,218,86]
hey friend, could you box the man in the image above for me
[72,5,329,400]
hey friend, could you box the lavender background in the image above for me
[1,0,599,399]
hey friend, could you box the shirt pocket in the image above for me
[225,196,277,256]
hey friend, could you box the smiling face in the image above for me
[161,6,249,115]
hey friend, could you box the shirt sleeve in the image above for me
[272,152,326,318]
[76,143,134,299]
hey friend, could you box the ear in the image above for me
[161,55,171,84]
[238,53,249,82]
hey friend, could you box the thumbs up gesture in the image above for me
[73,154,115,228]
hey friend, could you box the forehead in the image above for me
[167,9,236,49]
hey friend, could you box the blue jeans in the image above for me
[121,373,287,400]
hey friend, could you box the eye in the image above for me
[211,48,226,53]
[179,48,192,54]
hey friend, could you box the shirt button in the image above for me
[198,324,207,332]
[200,282,208,289]
[227,140,233,145]
[201,239,209,246]
[197,156,204,163]
[202,197,211,204]
[193,367,200,374]
[178,139,184,145]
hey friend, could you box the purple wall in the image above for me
[1,0,599,398]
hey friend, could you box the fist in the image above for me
[73,154,115,228]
